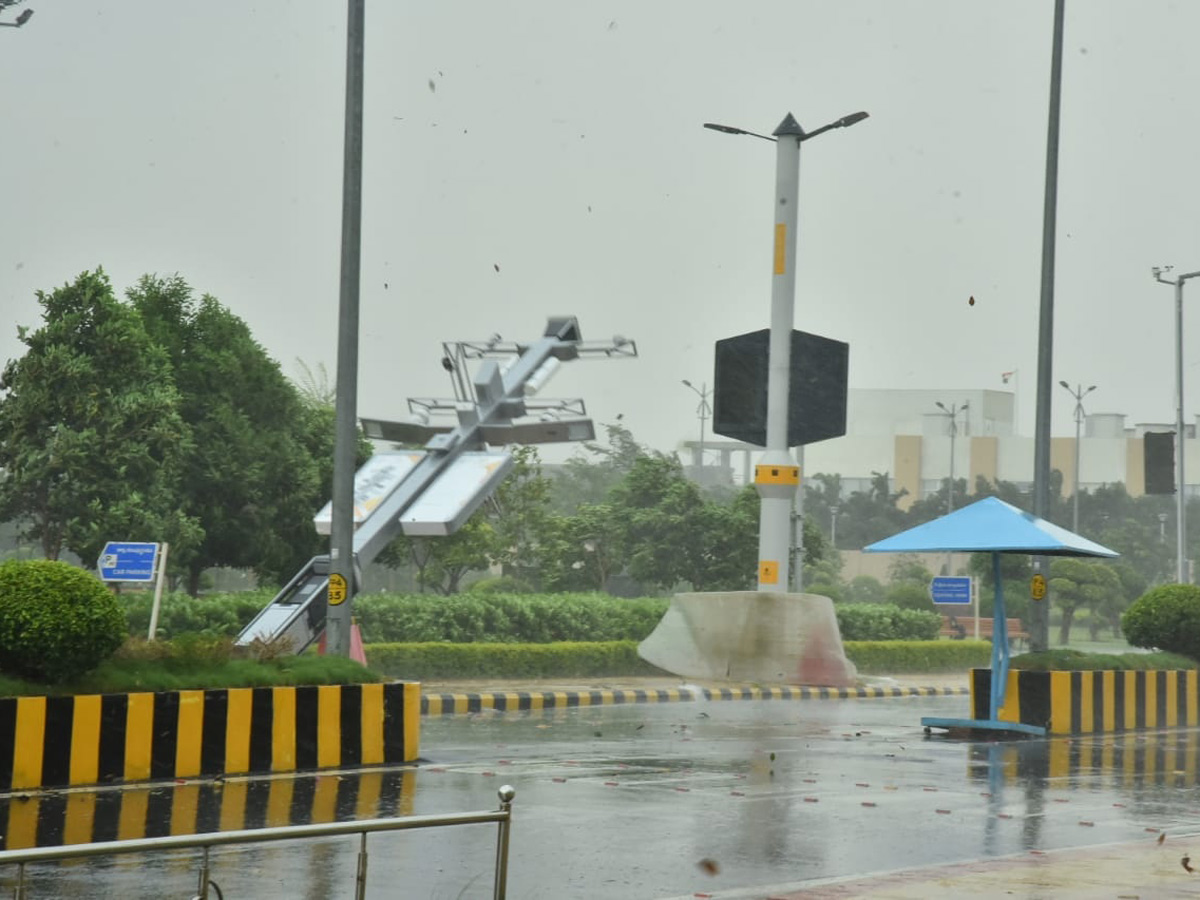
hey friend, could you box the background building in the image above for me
[683,388,1186,507]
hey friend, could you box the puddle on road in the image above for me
[0,768,416,850]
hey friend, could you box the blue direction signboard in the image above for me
[98,542,159,583]
[929,575,972,605]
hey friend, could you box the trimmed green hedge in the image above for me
[845,640,991,674]
[1011,648,1198,671]
[119,589,273,639]
[834,604,941,641]
[363,639,989,680]
[353,593,669,643]
[117,591,946,645]
[365,641,670,680]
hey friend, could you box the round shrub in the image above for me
[0,560,127,683]
[1122,583,1200,661]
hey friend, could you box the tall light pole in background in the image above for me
[681,379,711,476]
[1030,0,1067,652]
[1153,266,1200,584]
[704,110,868,593]
[1058,381,1095,532]
[327,0,366,657]
[934,401,969,514]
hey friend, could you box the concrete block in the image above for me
[637,591,857,687]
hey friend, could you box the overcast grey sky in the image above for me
[2,2,1198,459]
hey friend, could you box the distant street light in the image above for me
[934,401,970,514]
[1058,381,1096,532]
[829,502,840,549]
[681,379,712,475]
[705,109,868,592]
[1152,265,1200,583]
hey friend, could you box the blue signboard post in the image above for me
[929,575,972,605]
[98,542,159,583]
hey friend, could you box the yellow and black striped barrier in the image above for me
[971,668,1200,734]
[0,683,420,791]
[421,684,967,715]
[0,768,416,852]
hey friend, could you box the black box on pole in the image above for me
[712,328,849,448]
[1144,431,1177,495]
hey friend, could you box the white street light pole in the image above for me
[681,379,711,475]
[1058,381,1096,533]
[1154,267,1200,583]
[704,110,868,592]
[934,401,969,514]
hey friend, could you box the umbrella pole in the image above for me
[989,551,1012,721]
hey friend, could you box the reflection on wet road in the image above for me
[7,695,1200,898]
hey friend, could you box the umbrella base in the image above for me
[921,716,1046,738]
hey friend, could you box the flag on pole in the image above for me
[1001,371,1015,384]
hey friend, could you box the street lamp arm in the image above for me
[702,123,776,142]
[801,111,870,142]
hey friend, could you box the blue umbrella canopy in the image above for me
[862,496,1117,558]
[864,496,1116,736]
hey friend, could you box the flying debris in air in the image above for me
[1159,833,1166,845]
[1183,854,1194,873]
[427,78,436,93]
[494,263,500,272]
[968,295,975,306]
[441,357,455,373]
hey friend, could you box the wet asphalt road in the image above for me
[9,693,1200,898]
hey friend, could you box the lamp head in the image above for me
[15,8,32,25]
[1058,380,1069,389]
[935,401,948,412]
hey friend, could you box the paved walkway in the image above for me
[767,836,1199,899]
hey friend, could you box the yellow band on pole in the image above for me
[755,464,799,485]
[773,223,787,274]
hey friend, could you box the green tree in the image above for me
[489,446,553,587]
[548,422,649,512]
[847,575,887,604]
[888,553,933,586]
[376,516,497,595]
[0,270,200,564]
[536,503,622,592]
[129,275,334,592]
[830,470,909,548]
[1048,558,1122,645]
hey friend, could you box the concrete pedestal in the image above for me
[637,591,857,687]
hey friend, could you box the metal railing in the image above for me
[0,785,515,900]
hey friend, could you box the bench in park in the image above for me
[940,615,1029,648]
